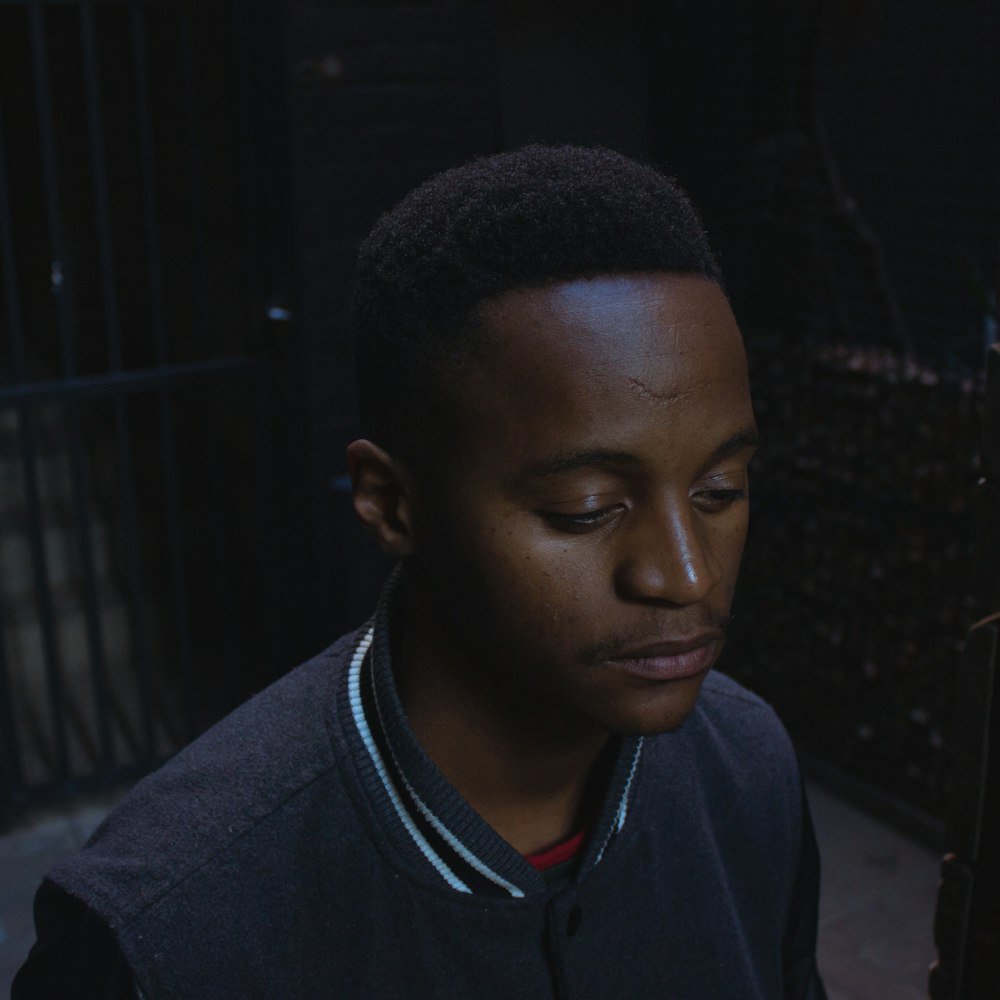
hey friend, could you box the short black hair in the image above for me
[352,144,721,459]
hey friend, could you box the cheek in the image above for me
[714,511,750,582]
[483,548,594,644]
[519,556,606,644]
[428,495,607,640]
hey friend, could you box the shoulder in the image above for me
[635,671,805,879]
[642,668,800,799]
[46,628,365,929]
[696,668,794,748]
[698,668,787,719]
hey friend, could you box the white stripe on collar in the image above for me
[347,626,473,894]
[367,642,527,898]
[349,582,645,895]
[594,737,644,867]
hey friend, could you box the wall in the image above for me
[284,1,503,640]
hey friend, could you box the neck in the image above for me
[396,604,612,855]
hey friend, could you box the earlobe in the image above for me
[345,439,415,556]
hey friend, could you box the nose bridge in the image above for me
[668,501,709,588]
[616,495,718,604]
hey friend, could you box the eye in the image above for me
[541,505,624,534]
[693,488,747,513]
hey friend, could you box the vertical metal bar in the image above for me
[29,3,115,780]
[11,410,66,782]
[178,3,238,697]
[80,6,124,375]
[233,0,258,289]
[0,110,31,385]
[29,4,77,377]
[177,5,210,353]
[0,105,28,795]
[80,1,156,760]
[24,6,73,784]
[131,3,197,740]
[232,0,278,673]
[207,397,237,706]
[0,617,25,806]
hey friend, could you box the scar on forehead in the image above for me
[627,376,714,405]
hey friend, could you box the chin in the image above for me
[605,710,698,738]
[592,672,708,736]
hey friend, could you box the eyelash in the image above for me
[542,489,747,532]
[542,507,622,533]
[695,488,747,511]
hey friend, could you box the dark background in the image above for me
[1,0,998,843]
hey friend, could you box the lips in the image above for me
[603,632,723,682]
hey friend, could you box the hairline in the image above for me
[386,267,726,470]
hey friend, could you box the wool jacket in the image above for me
[15,583,826,999]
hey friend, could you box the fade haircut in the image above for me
[351,144,722,461]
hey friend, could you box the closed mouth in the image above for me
[610,632,723,661]
[604,633,723,682]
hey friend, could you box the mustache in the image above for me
[579,612,733,666]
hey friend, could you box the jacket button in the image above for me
[567,905,583,937]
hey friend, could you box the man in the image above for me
[15,145,826,998]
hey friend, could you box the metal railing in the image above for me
[930,342,1000,997]
[0,0,282,818]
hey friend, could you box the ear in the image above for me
[345,439,415,557]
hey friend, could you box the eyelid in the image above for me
[692,462,749,504]
[543,493,609,510]
[692,486,747,512]
[700,487,747,499]
[540,502,626,533]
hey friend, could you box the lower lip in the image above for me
[606,639,719,682]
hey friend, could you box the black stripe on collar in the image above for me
[343,568,644,898]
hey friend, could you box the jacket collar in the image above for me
[343,568,644,898]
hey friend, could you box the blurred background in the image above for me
[1,0,998,996]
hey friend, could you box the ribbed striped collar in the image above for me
[341,570,644,898]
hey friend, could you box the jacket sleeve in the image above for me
[11,881,137,1000]
[782,780,829,1000]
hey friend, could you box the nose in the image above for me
[613,502,721,606]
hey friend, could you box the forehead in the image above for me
[488,273,733,374]
[442,273,751,473]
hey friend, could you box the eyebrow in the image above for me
[515,425,760,485]
[708,426,760,463]
[516,449,641,483]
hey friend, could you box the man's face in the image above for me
[407,273,756,736]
